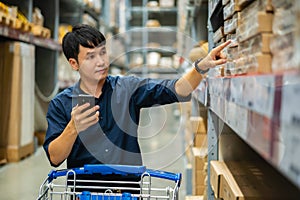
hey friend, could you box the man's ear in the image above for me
[69,58,79,71]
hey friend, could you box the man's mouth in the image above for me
[96,68,107,74]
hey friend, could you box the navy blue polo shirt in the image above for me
[43,75,191,168]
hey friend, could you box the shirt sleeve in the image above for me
[43,98,69,167]
[126,76,191,108]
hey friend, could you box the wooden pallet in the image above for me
[6,141,34,162]
[31,24,51,38]
[0,12,14,27]
[14,18,32,32]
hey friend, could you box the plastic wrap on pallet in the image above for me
[270,32,294,54]
[296,0,300,68]
[272,8,296,35]
[238,0,272,10]
[213,26,224,44]
[224,44,239,61]
[223,0,240,20]
[270,32,299,71]
[224,61,237,76]
[224,13,238,34]
[235,53,271,74]
[226,33,238,44]
[223,0,230,5]
[239,0,272,20]
[272,0,294,9]
[237,0,254,8]
[238,33,272,58]
[237,11,273,42]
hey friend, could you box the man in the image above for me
[43,24,230,169]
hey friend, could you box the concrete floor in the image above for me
[0,104,189,200]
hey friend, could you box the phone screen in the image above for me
[76,95,96,116]
[77,94,95,106]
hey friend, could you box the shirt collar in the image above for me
[71,76,113,97]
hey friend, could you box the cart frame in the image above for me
[37,164,181,200]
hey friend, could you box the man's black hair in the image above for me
[62,24,106,62]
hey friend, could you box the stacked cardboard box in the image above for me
[210,160,300,199]
[220,0,274,75]
[270,0,300,72]
[189,116,208,198]
[0,41,35,162]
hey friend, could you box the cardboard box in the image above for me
[0,41,8,162]
[220,161,300,199]
[220,172,244,200]
[185,195,204,200]
[192,148,207,171]
[238,12,273,42]
[1,42,35,162]
[192,185,206,196]
[210,160,228,198]
[194,134,207,148]
[190,116,207,134]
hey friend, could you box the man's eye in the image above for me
[100,50,106,56]
[87,55,95,59]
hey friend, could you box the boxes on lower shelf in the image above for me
[189,116,207,134]
[210,160,300,200]
[185,195,205,200]
[192,147,208,196]
[0,41,35,162]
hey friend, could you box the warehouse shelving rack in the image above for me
[182,0,300,199]
[122,0,180,77]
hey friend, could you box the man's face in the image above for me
[77,44,109,84]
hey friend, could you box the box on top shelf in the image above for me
[237,11,273,43]
[238,0,273,11]
[270,2,300,72]
[238,33,272,55]
[223,0,241,21]
[224,13,239,35]
[272,0,294,10]
[270,32,300,72]
[237,0,273,42]
[213,26,225,44]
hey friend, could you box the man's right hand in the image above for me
[71,103,100,133]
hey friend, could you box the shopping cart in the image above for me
[37,164,181,200]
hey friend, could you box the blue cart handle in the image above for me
[145,169,182,186]
[47,164,182,186]
[48,164,146,182]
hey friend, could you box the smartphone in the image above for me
[76,94,96,117]
[77,94,95,107]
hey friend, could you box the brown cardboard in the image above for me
[194,134,207,148]
[220,172,244,200]
[0,42,8,162]
[185,195,204,200]
[2,42,35,162]
[192,148,207,171]
[190,116,207,134]
[210,160,228,198]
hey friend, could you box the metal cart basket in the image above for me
[37,164,181,200]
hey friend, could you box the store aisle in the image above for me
[0,103,187,200]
